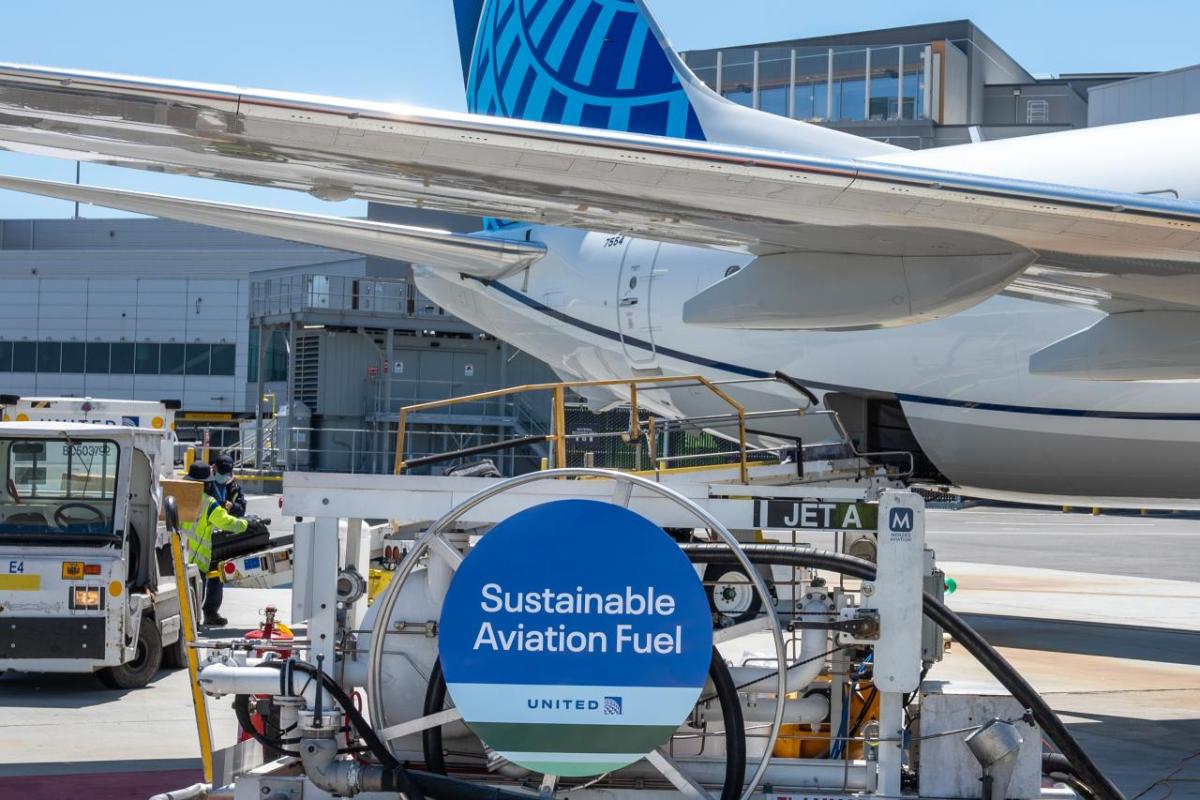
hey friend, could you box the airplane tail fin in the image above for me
[451,0,899,157]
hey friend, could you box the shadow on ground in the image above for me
[1056,704,1200,798]
[962,613,1200,666]
[0,667,179,708]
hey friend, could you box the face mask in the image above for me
[214,472,232,485]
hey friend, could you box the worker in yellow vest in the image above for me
[182,461,248,627]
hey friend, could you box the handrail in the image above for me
[394,374,750,483]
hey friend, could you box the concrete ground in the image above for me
[938,564,1200,798]
[926,506,1200,582]
[0,503,1197,798]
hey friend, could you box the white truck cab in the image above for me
[0,421,198,688]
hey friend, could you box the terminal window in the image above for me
[0,341,236,377]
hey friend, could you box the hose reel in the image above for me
[365,469,789,800]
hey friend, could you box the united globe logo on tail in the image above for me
[455,0,707,140]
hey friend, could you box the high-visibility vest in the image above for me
[183,494,248,573]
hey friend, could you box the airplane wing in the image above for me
[0,64,1198,333]
[0,174,544,279]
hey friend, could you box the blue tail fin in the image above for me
[452,0,706,140]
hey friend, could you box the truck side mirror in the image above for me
[163,495,180,533]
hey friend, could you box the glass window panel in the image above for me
[720,47,755,106]
[210,344,235,376]
[837,78,866,120]
[185,344,210,376]
[902,73,921,119]
[135,343,160,375]
[12,343,34,373]
[36,342,60,373]
[3,438,119,536]
[831,49,867,121]
[794,53,828,120]
[110,343,135,374]
[247,330,258,383]
[268,330,288,382]
[813,81,829,121]
[902,45,927,120]
[757,48,791,117]
[868,46,900,120]
[759,86,788,116]
[86,343,110,374]
[685,50,717,70]
[161,343,185,376]
[691,66,717,91]
[61,342,85,374]
[0,342,11,372]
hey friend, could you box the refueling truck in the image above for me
[0,421,200,688]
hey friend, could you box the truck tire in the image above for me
[163,585,200,670]
[97,618,163,689]
[162,625,188,669]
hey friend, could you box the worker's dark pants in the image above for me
[202,576,223,614]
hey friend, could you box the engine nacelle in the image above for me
[681,249,1035,330]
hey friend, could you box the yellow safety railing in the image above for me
[393,374,749,483]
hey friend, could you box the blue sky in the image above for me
[0,0,1195,218]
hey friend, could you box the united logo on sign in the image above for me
[438,499,713,777]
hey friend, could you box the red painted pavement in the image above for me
[0,767,202,800]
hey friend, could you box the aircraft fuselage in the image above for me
[415,225,1200,504]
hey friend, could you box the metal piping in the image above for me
[727,597,831,694]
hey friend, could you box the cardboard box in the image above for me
[161,479,203,524]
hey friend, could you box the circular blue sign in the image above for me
[438,499,712,776]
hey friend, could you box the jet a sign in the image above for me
[754,499,878,531]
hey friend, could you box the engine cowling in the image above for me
[682,248,1035,330]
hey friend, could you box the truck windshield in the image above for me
[0,438,120,541]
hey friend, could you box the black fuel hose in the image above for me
[1045,753,1101,800]
[423,649,747,800]
[254,659,532,800]
[679,542,1124,800]
[233,693,299,757]
[708,646,747,800]
[422,659,449,775]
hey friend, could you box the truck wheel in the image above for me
[162,626,188,669]
[97,618,163,689]
[704,563,770,626]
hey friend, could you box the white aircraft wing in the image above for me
[0,64,1198,331]
[0,174,544,279]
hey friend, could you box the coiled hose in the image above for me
[679,542,1125,800]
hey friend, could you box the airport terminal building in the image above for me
[0,19,1195,471]
[682,20,1199,149]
